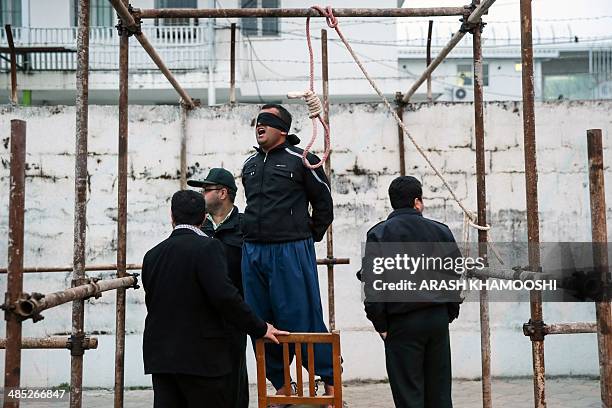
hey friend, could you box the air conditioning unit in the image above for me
[455,88,467,100]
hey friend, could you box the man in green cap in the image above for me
[187,168,248,408]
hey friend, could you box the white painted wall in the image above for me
[0,101,610,387]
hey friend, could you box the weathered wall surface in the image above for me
[0,101,610,387]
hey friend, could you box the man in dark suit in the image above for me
[188,168,249,408]
[359,176,462,408]
[142,190,287,408]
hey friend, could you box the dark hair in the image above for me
[261,103,292,129]
[171,190,206,225]
[388,176,423,210]
[227,188,236,203]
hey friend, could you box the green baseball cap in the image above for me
[187,168,237,192]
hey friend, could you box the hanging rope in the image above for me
[310,5,499,244]
[286,7,332,170]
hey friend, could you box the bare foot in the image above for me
[323,384,334,407]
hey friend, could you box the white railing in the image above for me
[0,26,210,71]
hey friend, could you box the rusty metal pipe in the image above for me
[321,29,335,331]
[135,6,469,19]
[179,104,188,190]
[114,13,129,407]
[519,0,545,406]
[3,119,26,408]
[472,9,492,407]
[0,337,98,350]
[469,267,553,282]
[1,259,345,273]
[587,129,612,407]
[106,0,196,108]
[0,264,142,274]
[230,23,236,105]
[402,0,496,102]
[71,2,90,405]
[426,20,433,102]
[108,0,138,31]
[544,323,597,335]
[395,92,406,176]
[4,25,17,105]
[14,276,138,320]
[133,32,196,108]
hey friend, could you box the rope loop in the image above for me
[467,211,491,231]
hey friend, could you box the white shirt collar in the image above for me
[206,208,234,231]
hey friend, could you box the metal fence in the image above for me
[0,25,210,71]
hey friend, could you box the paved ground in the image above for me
[13,377,602,407]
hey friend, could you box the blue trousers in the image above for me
[242,238,334,390]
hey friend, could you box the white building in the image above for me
[0,0,399,105]
[0,1,610,104]
[398,20,612,102]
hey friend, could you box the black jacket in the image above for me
[360,208,462,333]
[202,206,244,296]
[241,142,333,243]
[142,229,267,377]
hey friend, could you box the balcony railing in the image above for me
[0,26,210,71]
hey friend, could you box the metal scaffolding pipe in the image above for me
[472,8,492,406]
[0,337,99,350]
[133,33,196,108]
[229,23,236,105]
[321,29,336,331]
[3,119,26,408]
[107,0,196,108]
[544,323,597,335]
[179,104,188,190]
[0,264,142,274]
[519,0,545,406]
[13,276,138,320]
[402,0,496,102]
[395,92,406,176]
[4,25,17,104]
[108,0,138,31]
[114,11,129,407]
[469,267,553,282]
[426,20,433,102]
[587,129,612,407]
[135,6,469,19]
[71,2,90,405]
[1,259,346,274]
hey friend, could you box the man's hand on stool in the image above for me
[264,323,290,344]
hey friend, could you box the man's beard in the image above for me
[205,200,222,216]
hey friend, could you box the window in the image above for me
[241,0,279,37]
[1,0,22,26]
[457,63,489,87]
[155,0,198,26]
[72,0,114,26]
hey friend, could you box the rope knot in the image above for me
[288,90,323,119]
[311,5,338,28]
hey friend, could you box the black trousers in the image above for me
[384,305,453,408]
[228,331,249,408]
[152,373,230,408]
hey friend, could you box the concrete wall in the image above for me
[0,100,610,387]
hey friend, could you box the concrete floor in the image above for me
[11,377,602,407]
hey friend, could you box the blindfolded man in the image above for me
[241,104,335,405]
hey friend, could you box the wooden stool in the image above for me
[255,332,342,407]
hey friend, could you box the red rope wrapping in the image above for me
[300,6,337,170]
